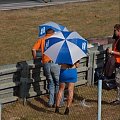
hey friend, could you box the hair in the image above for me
[114,24,120,30]
[46,28,55,34]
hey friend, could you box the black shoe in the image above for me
[64,107,69,115]
[110,100,120,105]
[55,107,59,113]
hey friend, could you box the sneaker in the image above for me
[110,100,120,105]
[64,107,69,115]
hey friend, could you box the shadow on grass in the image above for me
[74,93,110,105]
[34,97,48,107]
[27,100,53,114]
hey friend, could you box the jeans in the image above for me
[115,67,120,101]
[43,63,64,105]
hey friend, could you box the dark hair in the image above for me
[112,24,120,39]
[46,28,55,34]
[114,24,120,30]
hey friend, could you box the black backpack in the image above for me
[94,68,117,90]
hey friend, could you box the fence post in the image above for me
[97,79,102,120]
[92,52,96,85]
[87,52,95,85]
[17,61,29,105]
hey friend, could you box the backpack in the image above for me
[94,68,117,90]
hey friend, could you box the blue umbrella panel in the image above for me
[38,21,68,37]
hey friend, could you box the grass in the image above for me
[1,1,120,119]
[0,0,119,66]
[2,85,120,120]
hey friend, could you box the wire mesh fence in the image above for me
[1,85,120,120]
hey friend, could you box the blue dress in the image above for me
[59,68,77,83]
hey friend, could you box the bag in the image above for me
[103,53,116,77]
[94,68,117,90]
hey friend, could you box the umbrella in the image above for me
[38,21,68,37]
[44,31,88,65]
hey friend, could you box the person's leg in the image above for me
[115,67,120,101]
[56,83,65,107]
[66,83,74,107]
[51,64,64,105]
[64,82,74,115]
[43,63,54,106]
[111,67,120,105]
[55,83,65,113]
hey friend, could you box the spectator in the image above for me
[32,28,63,107]
[55,60,80,115]
[108,24,120,105]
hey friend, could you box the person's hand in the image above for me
[107,48,113,54]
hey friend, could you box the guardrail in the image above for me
[0,44,112,105]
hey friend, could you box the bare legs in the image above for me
[56,83,65,107]
[55,82,75,115]
[66,83,74,107]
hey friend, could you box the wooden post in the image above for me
[87,52,95,85]
[17,61,29,105]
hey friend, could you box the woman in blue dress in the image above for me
[55,60,80,115]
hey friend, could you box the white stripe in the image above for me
[44,41,64,62]
[48,31,65,39]
[66,40,87,63]
[63,27,69,31]
[67,31,86,41]
[42,22,61,30]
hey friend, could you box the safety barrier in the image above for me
[0,43,112,105]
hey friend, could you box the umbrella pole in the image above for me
[97,79,102,120]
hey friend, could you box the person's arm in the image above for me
[108,40,120,56]
[32,39,41,59]
[32,49,37,59]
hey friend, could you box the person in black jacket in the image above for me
[108,24,120,105]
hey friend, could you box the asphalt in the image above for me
[0,0,92,11]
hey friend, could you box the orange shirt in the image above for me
[32,34,53,64]
[113,39,120,63]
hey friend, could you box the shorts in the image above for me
[59,68,77,83]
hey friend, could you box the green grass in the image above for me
[0,0,119,65]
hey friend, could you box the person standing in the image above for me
[108,24,120,105]
[32,28,63,107]
[55,60,80,115]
